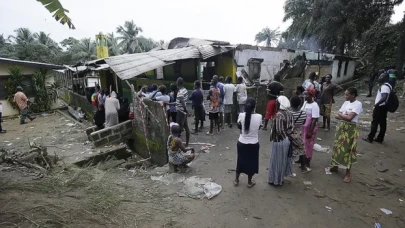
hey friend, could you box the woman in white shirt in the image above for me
[301,88,320,171]
[234,98,262,188]
[329,88,362,183]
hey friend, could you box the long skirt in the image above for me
[302,115,318,159]
[331,121,358,169]
[105,111,119,127]
[291,127,305,161]
[268,138,293,185]
[236,141,259,175]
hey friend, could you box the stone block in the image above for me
[85,126,97,136]
[113,125,124,134]
[100,129,112,138]
[108,134,120,143]
[91,133,100,141]
[121,129,132,137]
[94,138,109,147]
[124,120,133,130]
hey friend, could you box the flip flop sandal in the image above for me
[233,180,239,187]
[247,181,256,188]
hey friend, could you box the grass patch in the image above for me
[0,167,123,226]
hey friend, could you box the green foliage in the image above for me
[282,0,403,55]
[4,66,24,109]
[254,27,281,47]
[36,0,75,29]
[30,68,61,113]
[116,20,144,54]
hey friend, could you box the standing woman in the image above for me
[329,88,362,183]
[320,74,342,132]
[301,88,320,170]
[234,98,262,188]
[168,83,178,123]
[268,96,294,186]
[105,91,120,127]
[290,96,307,172]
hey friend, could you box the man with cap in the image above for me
[14,86,35,124]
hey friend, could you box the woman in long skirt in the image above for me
[290,96,307,172]
[301,88,320,171]
[234,98,262,188]
[105,91,120,127]
[268,96,294,186]
[329,88,362,183]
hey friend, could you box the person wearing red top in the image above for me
[263,96,277,131]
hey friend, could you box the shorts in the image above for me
[224,104,232,114]
[219,103,224,113]
[265,100,277,120]
[320,103,332,117]
[209,112,219,120]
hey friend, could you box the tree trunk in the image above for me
[396,13,405,77]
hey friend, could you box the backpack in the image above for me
[91,92,99,107]
[383,83,399,113]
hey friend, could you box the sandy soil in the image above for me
[1,95,405,228]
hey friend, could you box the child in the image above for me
[167,123,195,171]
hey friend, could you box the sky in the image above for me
[1,0,405,45]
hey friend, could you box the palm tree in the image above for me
[36,0,74,29]
[8,28,35,44]
[34,31,59,50]
[255,27,281,47]
[116,20,143,54]
[72,38,96,61]
[107,32,121,56]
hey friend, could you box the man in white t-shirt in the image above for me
[223,76,235,128]
[364,73,390,143]
[234,77,247,114]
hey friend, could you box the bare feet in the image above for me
[343,176,351,183]
[233,180,239,187]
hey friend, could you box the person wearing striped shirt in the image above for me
[176,77,190,147]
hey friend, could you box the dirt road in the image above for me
[1,95,405,228]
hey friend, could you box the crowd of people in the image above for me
[162,72,368,185]
[91,86,130,129]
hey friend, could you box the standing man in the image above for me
[223,76,235,128]
[189,81,204,134]
[367,68,378,97]
[234,76,247,114]
[363,73,390,143]
[14,86,35,125]
[320,74,342,131]
[0,101,6,133]
[176,77,190,147]
[217,76,225,129]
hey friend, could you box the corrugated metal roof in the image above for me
[0,57,63,69]
[197,45,235,59]
[105,47,200,80]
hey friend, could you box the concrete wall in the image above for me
[216,55,237,82]
[0,61,58,117]
[235,48,293,81]
[59,88,96,120]
[332,60,356,84]
[88,120,133,147]
[130,98,170,166]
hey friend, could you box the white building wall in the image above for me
[331,60,356,84]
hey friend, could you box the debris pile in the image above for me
[0,142,59,177]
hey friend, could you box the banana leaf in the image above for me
[36,0,75,29]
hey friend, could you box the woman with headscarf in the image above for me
[233,98,262,188]
[105,91,120,127]
[268,96,294,186]
[300,88,320,171]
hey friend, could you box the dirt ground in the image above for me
[1,94,405,228]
